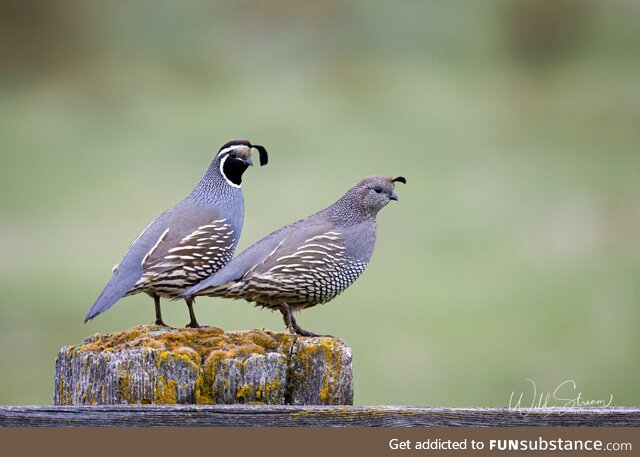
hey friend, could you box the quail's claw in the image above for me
[186,321,210,329]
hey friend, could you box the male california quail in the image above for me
[177,175,406,336]
[84,140,268,328]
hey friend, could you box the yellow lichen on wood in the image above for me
[80,325,292,363]
[194,373,212,405]
[57,372,71,406]
[55,325,351,405]
[319,338,342,402]
[156,350,171,368]
[118,370,133,404]
[285,337,352,405]
[236,384,254,400]
[264,377,281,399]
[155,375,177,404]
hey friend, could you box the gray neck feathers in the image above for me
[190,157,239,205]
[326,188,374,226]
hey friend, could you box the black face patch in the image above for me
[222,155,250,186]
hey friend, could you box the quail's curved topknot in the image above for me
[251,144,269,166]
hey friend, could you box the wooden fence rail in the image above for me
[1,406,638,427]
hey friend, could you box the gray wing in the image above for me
[179,220,369,307]
[177,223,300,296]
[128,208,239,295]
[85,200,239,322]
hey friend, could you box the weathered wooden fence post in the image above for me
[54,325,352,406]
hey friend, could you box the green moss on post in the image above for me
[53,325,352,406]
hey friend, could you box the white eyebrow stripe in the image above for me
[217,144,250,156]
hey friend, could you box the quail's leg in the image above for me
[289,313,321,337]
[185,297,200,328]
[277,300,295,335]
[153,294,168,327]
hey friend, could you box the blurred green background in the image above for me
[1,0,638,406]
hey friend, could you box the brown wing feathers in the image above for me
[129,218,236,296]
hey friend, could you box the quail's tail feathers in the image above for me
[175,272,232,299]
[84,267,141,323]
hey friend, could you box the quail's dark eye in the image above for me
[373,186,383,194]
[229,152,237,159]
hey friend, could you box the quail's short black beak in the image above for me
[389,191,399,201]
[242,156,253,167]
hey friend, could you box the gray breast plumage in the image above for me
[212,230,369,308]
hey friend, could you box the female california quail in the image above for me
[84,140,268,328]
[178,175,406,336]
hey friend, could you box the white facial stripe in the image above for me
[217,144,250,157]
[219,154,242,188]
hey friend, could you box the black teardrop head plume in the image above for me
[392,176,406,184]
[251,144,268,166]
